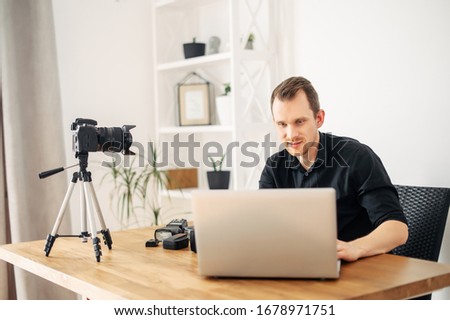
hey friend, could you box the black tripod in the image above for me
[40,152,112,262]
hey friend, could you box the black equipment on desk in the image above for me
[146,219,196,251]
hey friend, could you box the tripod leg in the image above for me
[80,184,88,243]
[83,181,102,262]
[45,174,77,257]
[87,181,113,250]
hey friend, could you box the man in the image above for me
[259,76,408,262]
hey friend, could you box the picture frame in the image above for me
[178,83,211,126]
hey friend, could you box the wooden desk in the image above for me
[1,226,450,300]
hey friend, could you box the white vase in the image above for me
[215,95,232,125]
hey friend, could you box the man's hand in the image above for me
[337,240,366,262]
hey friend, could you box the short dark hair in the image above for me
[270,76,320,117]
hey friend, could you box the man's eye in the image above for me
[296,119,305,125]
[277,123,287,128]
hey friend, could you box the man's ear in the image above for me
[316,109,325,128]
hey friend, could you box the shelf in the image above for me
[156,51,272,71]
[157,52,231,71]
[155,0,223,10]
[153,0,276,191]
[159,125,233,134]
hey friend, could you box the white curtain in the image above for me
[1,82,14,300]
[0,0,75,299]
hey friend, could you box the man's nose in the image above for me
[286,125,298,140]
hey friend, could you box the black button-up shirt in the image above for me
[259,132,407,241]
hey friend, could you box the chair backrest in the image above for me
[392,185,450,262]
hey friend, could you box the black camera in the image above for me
[71,118,135,155]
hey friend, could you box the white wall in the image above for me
[293,0,450,299]
[52,0,154,231]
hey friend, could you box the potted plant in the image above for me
[207,155,230,189]
[101,144,169,228]
[183,37,206,59]
[244,32,255,50]
[215,83,232,125]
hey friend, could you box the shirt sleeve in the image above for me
[350,145,407,227]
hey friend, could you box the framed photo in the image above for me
[178,83,211,126]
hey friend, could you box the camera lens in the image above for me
[97,127,124,152]
[122,126,134,150]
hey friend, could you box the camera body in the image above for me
[71,118,135,154]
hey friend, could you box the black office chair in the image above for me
[392,184,450,299]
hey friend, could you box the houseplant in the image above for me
[183,37,206,59]
[244,32,255,50]
[101,145,169,228]
[215,83,232,125]
[207,154,230,189]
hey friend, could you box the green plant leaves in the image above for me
[209,154,226,172]
[101,153,169,227]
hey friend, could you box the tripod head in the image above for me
[38,152,90,179]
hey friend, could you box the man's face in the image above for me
[272,90,324,158]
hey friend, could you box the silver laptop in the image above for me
[191,188,340,279]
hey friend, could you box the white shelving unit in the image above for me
[152,0,279,203]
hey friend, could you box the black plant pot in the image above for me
[183,42,205,59]
[207,171,230,189]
